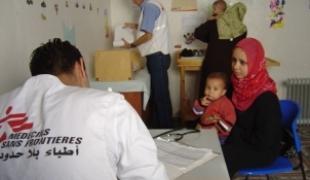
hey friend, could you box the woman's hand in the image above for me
[196,123,202,130]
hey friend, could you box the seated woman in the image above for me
[222,37,282,178]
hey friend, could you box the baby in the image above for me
[193,72,236,142]
[208,0,227,20]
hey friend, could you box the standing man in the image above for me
[0,38,168,180]
[123,0,173,128]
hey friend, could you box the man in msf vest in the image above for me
[0,38,168,180]
[123,0,173,128]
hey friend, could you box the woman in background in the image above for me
[194,0,247,98]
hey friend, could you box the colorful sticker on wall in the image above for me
[269,0,285,29]
[63,23,76,45]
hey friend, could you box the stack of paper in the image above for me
[113,25,135,47]
[155,138,218,179]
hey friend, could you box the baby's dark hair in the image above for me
[206,72,228,89]
[213,0,227,11]
[30,38,82,76]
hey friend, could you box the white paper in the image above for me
[113,25,135,47]
[155,138,218,179]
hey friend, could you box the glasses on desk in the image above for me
[153,129,200,142]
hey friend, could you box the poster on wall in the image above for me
[269,0,285,29]
[171,0,197,11]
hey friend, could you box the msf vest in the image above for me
[137,0,169,56]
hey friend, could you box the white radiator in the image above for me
[285,78,310,124]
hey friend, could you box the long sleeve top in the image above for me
[223,91,282,176]
[193,96,236,137]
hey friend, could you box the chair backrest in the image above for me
[279,100,302,152]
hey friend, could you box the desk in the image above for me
[176,51,280,121]
[90,68,150,117]
[176,53,203,122]
[150,128,230,180]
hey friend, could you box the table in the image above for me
[176,51,281,121]
[150,128,230,180]
[176,53,203,122]
[90,68,150,117]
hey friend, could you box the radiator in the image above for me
[285,78,310,124]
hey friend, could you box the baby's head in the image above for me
[212,0,227,16]
[204,72,228,101]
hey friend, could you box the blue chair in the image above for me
[238,100,306,180]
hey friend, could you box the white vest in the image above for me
[137,0,169,56]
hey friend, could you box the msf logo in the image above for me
[0,106,33,142]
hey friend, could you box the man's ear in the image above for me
[74,58,89,87]
[79,58,87,78]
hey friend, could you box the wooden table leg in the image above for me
[180,67,186,122]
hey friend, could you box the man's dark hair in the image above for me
[30,38,82,76]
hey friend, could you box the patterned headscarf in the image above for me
[232,38,277,111]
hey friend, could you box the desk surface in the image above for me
[150,129,230,180]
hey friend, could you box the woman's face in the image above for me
[232,48,248,79]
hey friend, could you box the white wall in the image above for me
[242,0,310,98]
[110,0,310,116]
[1,0,310,117]
[0,0,111,94]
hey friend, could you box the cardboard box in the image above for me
[94,48,144,81]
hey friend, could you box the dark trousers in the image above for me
[146,52,173,128]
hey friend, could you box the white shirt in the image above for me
[0,75,168,180]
